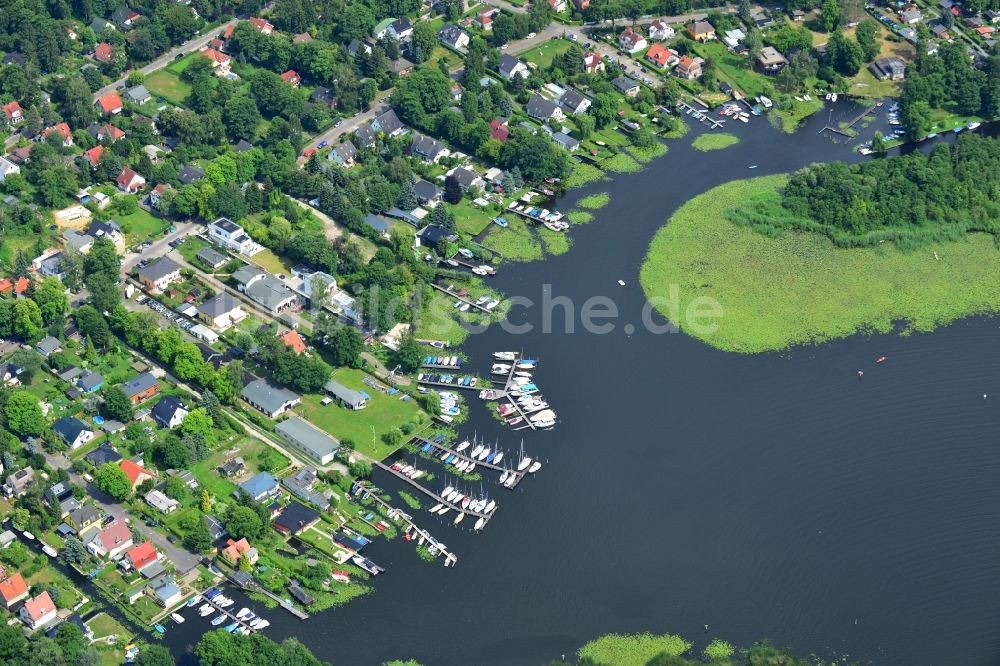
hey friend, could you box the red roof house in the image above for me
[19,591,57,630]
[248,17,273,34]
[83,145,104,169]
[223,23,235,39]
[201,47,231,71]
[645,43,678,69]
[116,167,146,193]
[96,92,123,116]
[280,70,301,87]
[126,541,159,571]
[120,459,157,489]
[490,118,509,143]
[14,277,29,295]
[280,329,307,354]
[94,42,113,63]
[42,122,73,146]
[97,124,126,142]
[0,572,28,609]
[2,101,23,124]
[583,51,605,74]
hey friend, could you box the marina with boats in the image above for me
[482,352,557,431]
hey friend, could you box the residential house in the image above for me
[232,266,297,314]
[526,93,565,122]
[582,51,605,74]
[122,372,160,404]
[373,17,395,39]
[96,91,123,115]
[82,145,104,170]
[687,20,716,42]
[329,140,357,167]
[870,57,906,80]
[144,489,178,514]
[200,47,231,73]
[37,253,65,280]
[125,85,150,104]
[116,166,146,193]
[347,39,372,58]
[279,329,307,354]
[42,123,73,147]
[85,443,122,467]
[612,76,641,97]
[275,416,340,464]
[272,501,321,536]
[310,86,337,109]
[619,27,648,53]
[90,123,125,142]
[177,164,205,185]
[2,100,23,124]
[324,379,369,410]
[87,520,133,559]
[552,131,580,151]
[196,246,228,269]
[930,22,952,39]
[36,336,62,358]
[411,134,449,162]
[372,108,405,136]
[150,580,182,607]
[220,537,258,566]
[152,395,188,428]
[120,459,156,490]
[559,89,591,114]
[389,17,413,40]
[438,24,470,50]
[241,378,300,418]
[649,19,675,40]
[280,69,301,87]
[292,32,312,43]
[20,592,57,631]
[723,28,746,49]
[66,504,100,535]
[137,256,181,292]
[126,541,159,573]
[111,6,141,28]
[77,371,104,393]
[474,13,493,31]
[0,157,19,183]
[218,457,246,477]
[0,360,21,386]
[208,217,261,255]
[197,293,247,330]
[89,218,124,249]
[414,179,441,205]
[52,416,94,451]
[45,481,73,509]
[248,17,274,34]
[489,118,510,143]
[288,581,314,605]
[282,466,330,510]
[756,46,788,74]
[548,0,567,10]
[498,53,529,79]
[675,55,702,79]
[237,472,280,502]
[3,467,35,497]
[94,42,113,63]
[448,166,485,191]
[645,43,679,70]
[901,9,923,24]
[148,183,170,209]
[0,573,28,609]
[355,123,377,148]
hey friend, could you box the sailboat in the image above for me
[499,470,509,484]
[456,440,470,452]
[529,461,542,473]
[454,512,465,525]
[485,500,497,513]
[429,503,443,513]
[517,440,532,472]
[493,451,504,465]
[474,517,485,530]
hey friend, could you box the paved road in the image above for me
[44,451,203,573]
[93,17,241,101]
[301,91,392,154]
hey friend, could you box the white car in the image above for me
[501,43,509,49]
[527,32,536,38]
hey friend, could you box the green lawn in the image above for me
[117,208,170,244]
[296,368,427,460]
[189,435,273,500]
[452,198,497,236]
[639,175,1000,353]
[480,214,544,262]
[87,612,131,640]
[248,247,294,275]
[144,70,191,107]
[413,292,470,346]
[518,39,572,67]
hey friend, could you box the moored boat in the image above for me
[212,615,227,626]
[454,512,465,525]
[170,613,185,624]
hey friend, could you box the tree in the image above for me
[397,179,417,210]
[589,93,618,128]
[11,508,30,531]
[180,408,215,446]
[855,19,881,62]
[183,513,212,552]
[134,644,175,666]
[821,0,841,31]
[164,475,190,501]
[443,174,462,204]
[94,462,132,501]
[226,506,263,541]
[0,625,27,666]
[61,537,87,565]
[173,342,208,381]
[871,130,886,154]
[901,99,932,140]
[13,250,30,279]
[396,335,422,373]
[86,273,121,313]
[340,4,376,41]
[12,298,43,342]
[200,489,212,512]
[6,391,44,437]
[223,96,263,140]
[84,236,120,280]
[75,305,111,347]
[329,326,363,367]
[201,390,225,428]
[101,386,134,422]
[828,30,864,76]
[33,277,67,324]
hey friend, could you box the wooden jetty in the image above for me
[430,283,493,313]
[417,377,479,390]
[677,100,726,129]
[820,101,877,136]
[421,362,464,370]
[354,484,458,566]
[373,460,495,525]
[412,436,528,489]
[225,575,310,620]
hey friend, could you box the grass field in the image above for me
[640,175,1000,353]
[480,215,544,262]
[518,39,572,68]
[297,368,427,460]
[144,70,191,106]
[117,208,169,244]
[414,292,470,345]
[249,246,294,275]
[451,197,497,236]
[691,132,740,151]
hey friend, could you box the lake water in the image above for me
[166,104,1000,665]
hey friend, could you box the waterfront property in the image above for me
[323,379,368,410]
[241,378,301,418]
[275,416,340,465]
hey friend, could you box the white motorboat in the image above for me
[171,613,185,624]
[454,512,464,525]
[441,485,453,498]
[514,371,533,378]
[412,470,425,480]
[474,517,485,531]
[831,93,838,102]
[429,503,443,513]
[485,500,497,513]
[437,506,451,515]
[493,351,516,361]
[530,409,556,422]
[466,463,476,474]
[236,608,250,620]
[528,461,542,473]
[199,604,214,616]
[455,460,467,472]
[533,418,555,428]
[187,595,202,606]
[504,473,517,488]
[439,450,450,461]
[254,620,270,630]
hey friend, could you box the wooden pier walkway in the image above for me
[430,283,493,313]
[820,101,877,136]
[226,576,310,620]
[412,436,527,490]
[354,484,458,566]
[418,377,479,390]
[677,100,726,128]
[373,460,495,524]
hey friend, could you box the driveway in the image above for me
[93,18,241,101]
[122,219,198,272]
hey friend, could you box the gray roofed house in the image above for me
[372,109,404,136]
[310,86,336,108]
[282,467,331,510]
[559,89,591,114]
[438,24,470,50]
[410,134,448,162]
[137,256,181,290]
[152,395,188,428]
[498,53,529,79]
[612,76,641,96]
[365,214,391,235]
[236,139,254,152]
[276,416,340,465]
[870,57,907,80]
[196,246,228,269]
[414,179,440,205]
[86,443,122,467]
[218,457,245,477]
[77,370,105,393]
[38,253,64,279]
[67,504,99,534]
[347,39,371,58]
[58,366,83,382]
[390,17,413,39]
[449,167,484,191]
[356,124,377,147]
[385,207,422,226]
[64,229,94,253]
[125,85,150,104]
[196,293,245,329]
[36,336,62,357]
[177,165,205,185]
[52,416,94,450]
[3,467,34,498]
[243,273,297,314]
[241,378,301,418]
[121,371,160,403]
[552,131,580,151]
[329,140,357,167]
[288,581,315,605]
[232,264,265,286]
[90,17,114,33]
[324,379,369,410]
[526,93,564,122]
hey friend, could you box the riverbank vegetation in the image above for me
[640,175,1000,353]
[739,135,1000,250]
[692,133,741,152]
[571,631,814,666]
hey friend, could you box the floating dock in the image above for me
[430,283,495,313]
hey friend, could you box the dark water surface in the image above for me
[167,104,1000,665]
